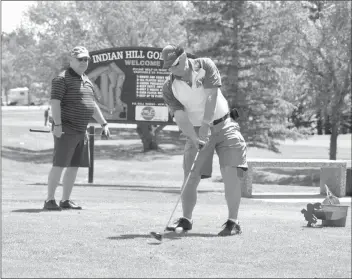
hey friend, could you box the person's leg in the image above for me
[46,128,81,201]
[221,166,242,220]
[59,131,86,209]
[47,166,64,200]
[166,139,214,232]
[44,132,78,210]
[61,167,79,201]
[181,172,201,220]
[215,118,247,235]
[181,130,215,220]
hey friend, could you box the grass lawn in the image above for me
[1,109,351,278]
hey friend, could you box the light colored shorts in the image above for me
[183,117,247,179]
[52,126,89,167]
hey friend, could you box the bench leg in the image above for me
[241,166,253,198]
[320,166,347,197]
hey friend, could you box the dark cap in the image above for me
[161,44,184,69]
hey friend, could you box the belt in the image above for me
[213,113,230,126]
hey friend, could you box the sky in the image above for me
[1,1,35,33]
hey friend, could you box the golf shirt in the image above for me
[50,67,96,132]
[162,58,229,126]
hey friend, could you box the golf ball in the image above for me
[175,227,183,234]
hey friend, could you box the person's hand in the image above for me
[53,125,63,138]
[191,137,207,150]
[101,124,110,140]
[198,123,211,143]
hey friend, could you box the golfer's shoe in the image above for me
[43,200,62,211]
[218,220,242,236]
[59,200,82,210]
[165,217,192,232]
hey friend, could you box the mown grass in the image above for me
[1,109,351,278]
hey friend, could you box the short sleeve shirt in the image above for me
[50,68,96,132]
[162,57,222,116]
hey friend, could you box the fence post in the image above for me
[88,125,95,183]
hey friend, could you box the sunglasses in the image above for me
[76,57,90,62]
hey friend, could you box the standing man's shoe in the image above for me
[43,200,62,211]
[218,220,242,236]
[59,200,82,210]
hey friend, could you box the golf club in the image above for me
[29,129,112,138]
[29,129,51,133]
[150,146,202,241]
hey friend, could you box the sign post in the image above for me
[88,125,95,183]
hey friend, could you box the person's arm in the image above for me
[198,58,222,140]
[50,76,66,137]
[50,100,62,125]
[200,58,222,125]
[174,110,198,142]
[92,102,110,139]
[162,77,197,140]
[202,88,218,126]
[92,102,107,125]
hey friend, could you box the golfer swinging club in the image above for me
[161,44,248,236]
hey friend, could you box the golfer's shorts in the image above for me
[183,117,247,179]
[52,126,88,167]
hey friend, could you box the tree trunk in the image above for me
[228,1,247,138]
[228,1,240,110]
[136,124,166,152]
[329,123,338,160]
[316,109,323,135]
[129,28,164,152]
[4,86,9,105]
[324,114,331,134]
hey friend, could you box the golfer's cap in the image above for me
[161,44,184,69]
[70,46,90,58]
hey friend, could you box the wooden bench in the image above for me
[240,159,348,198]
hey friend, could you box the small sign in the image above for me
[135,105,169,122]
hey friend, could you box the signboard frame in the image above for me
[86,46,195,126]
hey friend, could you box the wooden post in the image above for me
[88,125,95,183]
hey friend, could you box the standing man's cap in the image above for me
[161,44,184,69]
[70,46,90,58]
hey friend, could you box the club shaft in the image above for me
[29,129,112,137]
[29,129,51,133]
[164,150,200,230]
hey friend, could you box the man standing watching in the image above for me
[161,44,248,236]
[43,46,110,211]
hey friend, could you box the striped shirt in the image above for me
[50,68,95,132]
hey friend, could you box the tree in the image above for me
[1,30,38,104]
[183,1,306,152]
[9,1,189,151]
[278,1,351,159]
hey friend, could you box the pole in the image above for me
[88,125,95,183]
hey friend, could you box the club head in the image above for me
[165,226,175,232]
[150,231,163,241]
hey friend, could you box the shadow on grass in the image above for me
[12,209,47,213]
[29,183,222,195]
[251,194,325,199]
[1,146,54,164]
[108,232,219,241]
[301,225,324,229]
[1,129,186,163]
[214,167,320,186]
